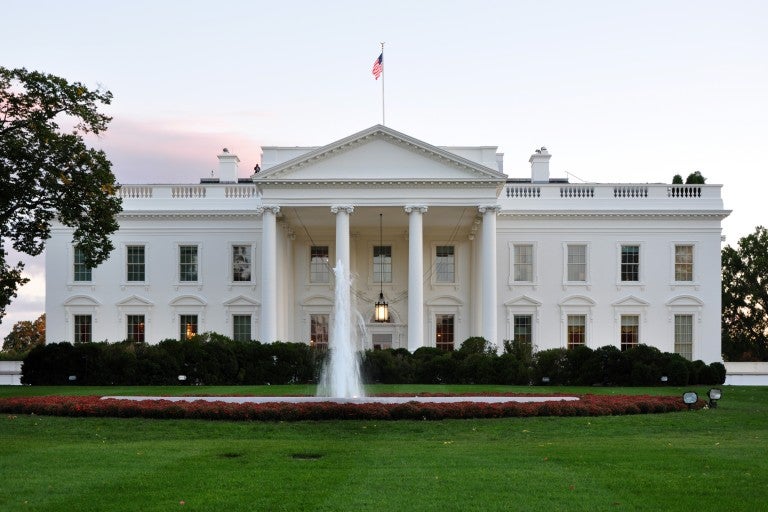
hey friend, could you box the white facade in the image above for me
[45,126,729,362]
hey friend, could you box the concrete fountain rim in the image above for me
[101,395,581,404]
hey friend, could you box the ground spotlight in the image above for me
[178,375,187,382]
[682,391,698,409]
[707,388,722,408]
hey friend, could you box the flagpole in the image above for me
[380,42,385,125]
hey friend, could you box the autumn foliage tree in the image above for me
[722,226,768,361]
[2,313,45,354]
[1,67,122,322]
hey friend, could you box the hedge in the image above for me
[21,335,726,387]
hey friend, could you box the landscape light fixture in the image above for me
[682,391,698,409]
[707,388,722,408]
[178,375,187,382]
[374,213,389,323]
[68,375,77,382]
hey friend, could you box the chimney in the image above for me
[217,148,240,183]
[529,146,551,183]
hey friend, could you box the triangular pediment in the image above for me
[254,125,506,185]
[612,295,650,308]
[223,295,260,307]
[505,295,542,307]
[116,295,154,307]
[169,295,208,307]
[63,295,100,307]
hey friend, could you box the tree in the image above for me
[722,226,768,361]
[2,313,45,353]
[672,174,683,184]
[685,171,706,184]
[0,67,122,322]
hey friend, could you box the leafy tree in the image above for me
[685,171,706,184]
[672,174,684,184]
[722,226,768,361]
[1,67,122,321]
[2,313,45,353]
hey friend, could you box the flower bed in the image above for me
[0,393,702,421]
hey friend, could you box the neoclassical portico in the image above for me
[252,125,508,349]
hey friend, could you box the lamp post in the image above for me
[374,213,389,323]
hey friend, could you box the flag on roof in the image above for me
[372,53,383,80]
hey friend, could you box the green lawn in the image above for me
[0,385,766,512]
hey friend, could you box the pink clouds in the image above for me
[93,118,263,184]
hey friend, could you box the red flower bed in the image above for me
[0,393,702,421]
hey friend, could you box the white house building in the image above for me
[45,125,730,362]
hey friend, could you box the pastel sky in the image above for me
[2,0,767,339]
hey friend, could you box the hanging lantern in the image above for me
[374,213,389,323]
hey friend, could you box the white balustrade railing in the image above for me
[118,184,258,201]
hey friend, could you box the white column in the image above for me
[258,205,280,343]
[405,205,427,351]
[479,205,501,350]
[331,205,354,277]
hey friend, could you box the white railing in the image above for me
[118,184,258,200]
[500,183,722,209]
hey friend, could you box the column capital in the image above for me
[256,205,281,216]
[404,205,428,214]
[478,204,501,214]
[330,205,355,215]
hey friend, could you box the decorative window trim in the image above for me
[229,242,256,288]
[562,242,591,290]
[301,296,333,348]
[224,295,260,340]
[116,295,154,341]
[666,295,704,359]
[508,242,537,288]
[368,239,395,287]
[670,242,700,290]
[67,245,94,290]
[175,242,203,289]
[558,295,596,348]
[616,242,645,290]
[121,243,149,290]
[612,295,649,348]
[426,296,463,350]
[430,242,458,288]
[503,295,541,346]
[307,242,334,287]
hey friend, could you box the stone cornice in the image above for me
[118,210,260,220]
[254,178,504,188]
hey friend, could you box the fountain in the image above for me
[316,260,366,398]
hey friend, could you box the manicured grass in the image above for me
[0,385,766,511]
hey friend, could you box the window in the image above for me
[674,314,693,360]
[126,314,145,343]
[674,245,694,282]
[620,245,640,282]
[435,245,455,283]
[74,315,92,343]
[372,333,392,350]
[567,315,586,349]
[435,314,455,351]
[310,314,329,350]
[73,247,92,282]
[126,245,145,282]
[513,244,533,282]
[179,245,198,282]
[233,315,251,342]
[310,246,330,283]
[567,245,587,282]
[373,245,392,283]
[513,315,532,345]
[179,314,198,340]
[232,245,252,282]
[620,315,639,350]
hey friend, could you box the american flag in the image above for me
[372,53,383,80]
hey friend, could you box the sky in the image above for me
[2,0,767,340]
